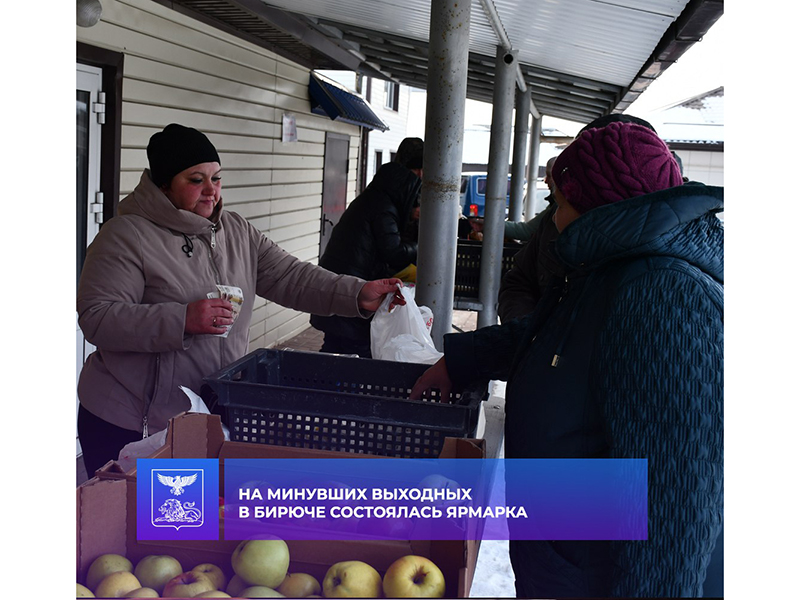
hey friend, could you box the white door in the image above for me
[76,63,105,457]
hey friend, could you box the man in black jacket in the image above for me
[311,137,424,357]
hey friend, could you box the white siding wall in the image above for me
[680,150,724,187]
[77,0,361,350]
[365,79,412,179]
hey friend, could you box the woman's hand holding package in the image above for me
[357,278,406,312]
[185,298,234,335]
[410,356,453,403]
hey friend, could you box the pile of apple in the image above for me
[77,539,446,598]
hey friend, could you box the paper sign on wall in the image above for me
[282,113,297,142]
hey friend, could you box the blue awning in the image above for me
[309,72,389,132]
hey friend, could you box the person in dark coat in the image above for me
[411,122,723,597]
[496,196,561,322]
[310,137,423,357]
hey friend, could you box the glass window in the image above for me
[475,177,511,196]
[384,81,399,111]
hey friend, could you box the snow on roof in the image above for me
[642,87,723,145]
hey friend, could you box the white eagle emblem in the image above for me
[157,473,198,496]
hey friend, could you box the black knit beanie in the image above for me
[147,124,221,188]
[578,114,657,135]
[395,137,424,170]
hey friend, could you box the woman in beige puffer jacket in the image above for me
[77,124,402,475]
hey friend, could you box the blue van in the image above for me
[459,173,512,217]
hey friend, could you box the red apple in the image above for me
[162,571,216,598]
[277,573,322,598]
[191,563,227,590]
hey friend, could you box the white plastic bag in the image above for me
[370,285,444,364]
[418,305,434,333]
[116,386,229,472]
[116,429,168,473]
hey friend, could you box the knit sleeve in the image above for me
[592,265,724,597]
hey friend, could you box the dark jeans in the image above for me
[319,333,372,358]
[78,404,141,477]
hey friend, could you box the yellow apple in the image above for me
[231,539,290,588]
[76,583,95,597]
[162,571,216,598]
[95,571,142,598]
[322,561,382,598]
[195,592,233,598]
[240,585,286,597]
[382,555,445,598]
[191,562,228,590]
[227,574,250,596]
[134,555,183,594]
[122,587,160,598]
[277,573,321,598]
[87,553,134,591]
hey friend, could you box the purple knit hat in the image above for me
[552,121,682,214]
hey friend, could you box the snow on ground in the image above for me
[469,385,516,598]
[470,539,516,597]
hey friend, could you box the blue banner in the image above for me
[222,458,647,541]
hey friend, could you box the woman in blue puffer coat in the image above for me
[411,121,723,597]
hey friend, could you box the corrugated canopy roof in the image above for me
[154,0,723,125]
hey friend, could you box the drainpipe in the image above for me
[415,0,472,350]
[359,126,369,194]
[477,46,517,330]
[358,77,374,193]
[476,0,531,100]
[509,86,530,222]
[525,112,542,219]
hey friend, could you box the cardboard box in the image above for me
[77,413,485,597]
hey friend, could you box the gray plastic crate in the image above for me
[204,349,487,458]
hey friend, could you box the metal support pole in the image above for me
[477,46,517,329]
[415,0,472,350]
[509,86,530,222]
[524,113,542,219]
